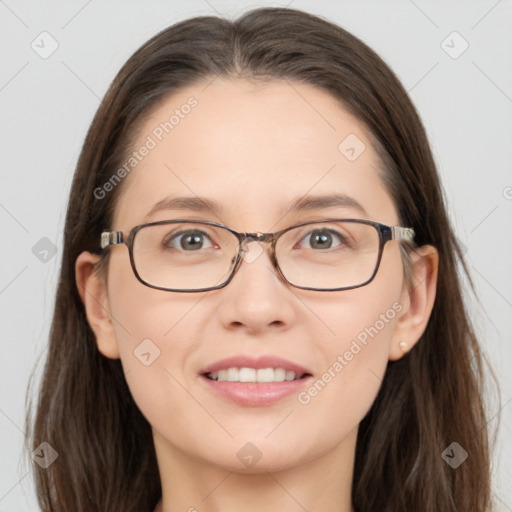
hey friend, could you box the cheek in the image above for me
[107,251,208,347]
[296,252,404,430]
[299,297,398,418]
[106,258,207,429]
[108,291,209,449]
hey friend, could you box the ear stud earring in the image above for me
[399,341,409,353]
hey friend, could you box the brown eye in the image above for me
[163,230,214,251]
[298,229,347,250]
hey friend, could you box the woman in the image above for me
[26,7,493,511]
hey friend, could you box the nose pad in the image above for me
[240,237,266,264]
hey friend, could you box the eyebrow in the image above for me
[144,193,368,221]
[144,196,224,221]
[287,194,368,217]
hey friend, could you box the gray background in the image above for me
[1,0,511,510]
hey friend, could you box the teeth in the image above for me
[207,367,304,383]
[239,367,256,382]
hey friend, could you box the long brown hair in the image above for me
[25,7,495,511]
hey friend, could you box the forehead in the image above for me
[112,78,397,230]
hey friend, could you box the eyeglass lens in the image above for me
[131,221,381,291]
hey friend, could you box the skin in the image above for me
[76,78,438,512]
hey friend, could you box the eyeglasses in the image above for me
[100,219,415,292]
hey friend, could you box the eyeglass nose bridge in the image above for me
[236,232,281,271]
[230,231,284,287]
[238,232,274,253]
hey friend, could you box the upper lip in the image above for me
[200,355,313,376]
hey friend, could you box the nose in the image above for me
[216,239,296,334]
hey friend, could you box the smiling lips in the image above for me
[200,354,312,379]
[206,367,304,382]
[200,355,313,406]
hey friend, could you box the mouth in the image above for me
[199,355,313,406]
[203,367,312,383]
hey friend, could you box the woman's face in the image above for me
[86,78,414,474]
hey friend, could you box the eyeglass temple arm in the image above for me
[101,231,124,249]
[391,226,415,242]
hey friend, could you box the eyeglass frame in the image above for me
[99,218,415,293]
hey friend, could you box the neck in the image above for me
[152,428,357,512]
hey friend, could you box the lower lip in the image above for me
[200,375,313,407]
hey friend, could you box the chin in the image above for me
[198,440,313,475]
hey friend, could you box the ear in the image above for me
[75,251,120,359]
[389,245,439,361]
